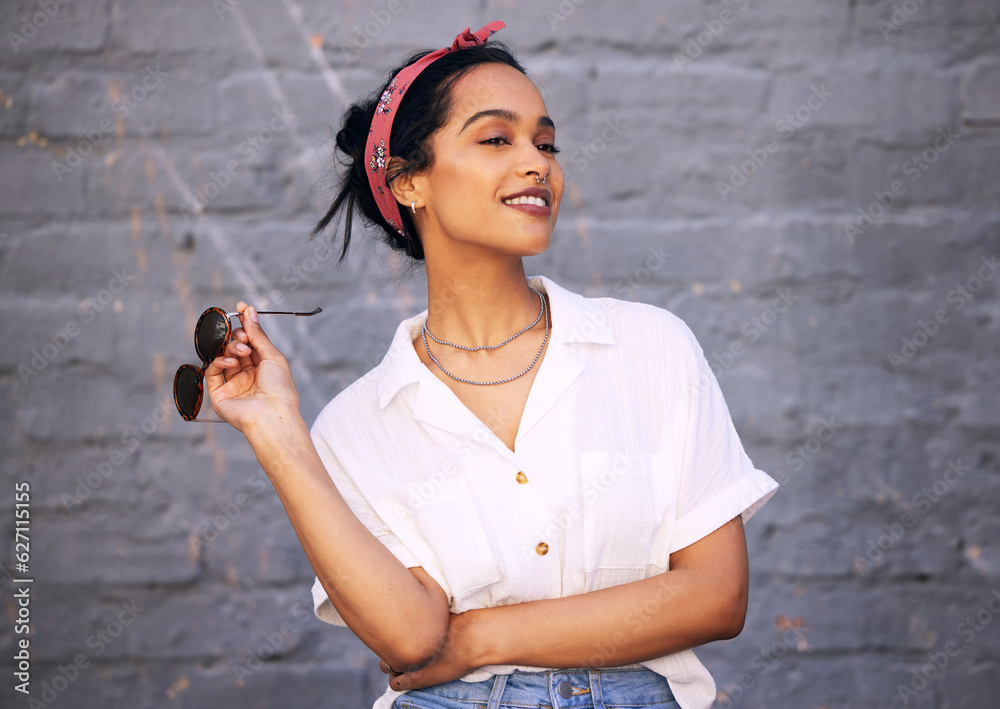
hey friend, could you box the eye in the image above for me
[480,136,509,146]
[538,143,561,154]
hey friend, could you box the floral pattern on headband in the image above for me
[369,139,386,173]
[376,77,412,117]
[375,79,397,115]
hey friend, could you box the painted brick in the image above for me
[2,3,1000,708]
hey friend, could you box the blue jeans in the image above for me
[392,667,679,709]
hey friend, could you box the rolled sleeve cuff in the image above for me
[669,468,778,555]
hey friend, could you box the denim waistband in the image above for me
[394,666,677,709]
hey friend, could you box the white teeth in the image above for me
[504,196,547,207]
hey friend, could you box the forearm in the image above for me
[476,567,743,669]
[474,518,749,670]
[245,410,448,669]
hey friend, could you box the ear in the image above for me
[387,160,428,212]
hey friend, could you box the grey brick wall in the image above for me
[1,1,998,707]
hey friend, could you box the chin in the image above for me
[523,235,552,257]
[502,227,551,257]
[523,220,557,250]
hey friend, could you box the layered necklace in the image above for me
[421,287,549,386]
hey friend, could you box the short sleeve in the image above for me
[308,426,426,627]
[668,333,778,555]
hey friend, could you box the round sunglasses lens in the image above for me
[174,366,203,420]
[196,310,230,362]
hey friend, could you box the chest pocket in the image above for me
[378,475,501,608]
[580,452,671,592]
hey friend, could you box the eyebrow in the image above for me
[458,108,556,134]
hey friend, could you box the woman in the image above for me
[205,22,778,709]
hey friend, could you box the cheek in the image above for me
[551,167,567,208]
[428,169,492,231]
[433,159,489,203]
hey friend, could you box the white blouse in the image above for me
[310,275,778,709]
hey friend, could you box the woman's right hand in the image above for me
[203,302,302,437]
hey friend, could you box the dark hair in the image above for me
[312,42,526,263]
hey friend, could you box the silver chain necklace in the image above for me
[422,290,549,386]
[423,287,545,351]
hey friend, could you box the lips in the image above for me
[502,186,552,214]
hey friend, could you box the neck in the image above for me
[423,258,541,349]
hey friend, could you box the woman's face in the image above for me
[411,63,564,259]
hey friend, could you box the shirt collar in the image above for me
[374,275,615,410]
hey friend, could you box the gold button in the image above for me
[516,471,528,484]
[535,542,549,556]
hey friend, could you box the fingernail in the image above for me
[236,343,250,354]
[250,306,259,323]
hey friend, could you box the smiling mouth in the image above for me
[503,195,549,207]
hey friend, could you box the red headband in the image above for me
[365,21,506,240]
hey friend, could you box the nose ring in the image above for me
[535,174,547,185]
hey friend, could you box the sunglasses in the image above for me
[173,306,322,421]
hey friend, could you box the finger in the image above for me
[235,305,286,364]
[223,337,251,356]
[233,307,264,368]
[379,660,403,676]
[224,337,254,370]
[228,327,261,367]
[231,309,248,345]
[204,355,240,392]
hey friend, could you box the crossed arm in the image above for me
[386,516,748,691]
[206,304,750,690]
